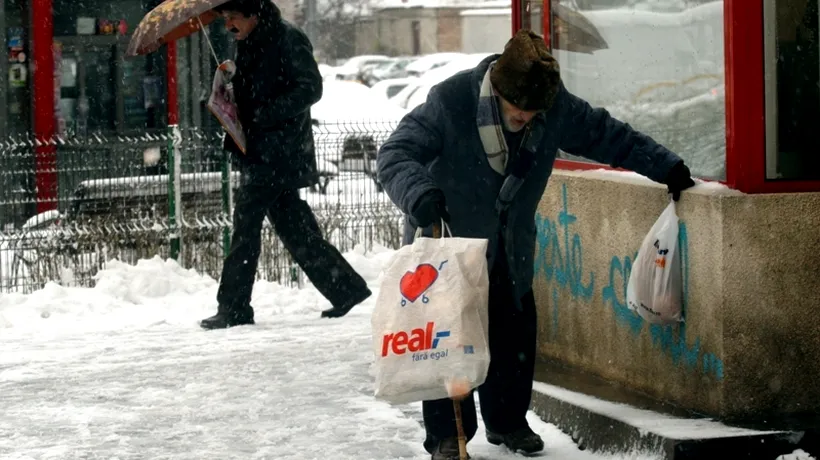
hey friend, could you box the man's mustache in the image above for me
[229,27,239,33]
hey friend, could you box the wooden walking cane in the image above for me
[452,396,469,460]
[432,221,469,460]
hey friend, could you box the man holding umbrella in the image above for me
[197,0,373,328]
[376,29,695,459]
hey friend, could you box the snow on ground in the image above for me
[0,247,629,460]
[0,248,813,460]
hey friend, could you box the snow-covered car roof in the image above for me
[312,80,408,125]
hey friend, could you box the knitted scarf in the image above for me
[476,62,546,213]
[476,62,509,176]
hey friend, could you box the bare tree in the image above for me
[298,0,374,62]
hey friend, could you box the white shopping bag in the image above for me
[626,200,684,324]
[372,222,490,404]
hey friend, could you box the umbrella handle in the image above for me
[432,222,442,239]
[197,15,221,66]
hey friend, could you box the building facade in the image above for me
[354,0,510,56]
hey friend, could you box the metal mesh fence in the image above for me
[0,121,404,293]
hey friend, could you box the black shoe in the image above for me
[431,437,470,460]
[321,286,372,318]
[486,426,544,454]
[200,313,255,330]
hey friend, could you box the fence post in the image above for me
[168,124,182,260]
[221,146,232,258]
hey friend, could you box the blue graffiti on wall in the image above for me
[603,224,724,380]
[535,183,724,381]
[533,184,595,301]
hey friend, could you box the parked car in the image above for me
[403,52,465,77]
[370,77,418,101]
[332,55,393,82]
[390,53,492,109]
[361,56,417,86]
[311,81,408,187]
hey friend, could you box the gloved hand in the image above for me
[410,189,450,228]
[665,161,696,201]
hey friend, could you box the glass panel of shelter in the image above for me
[52,0,169,136]
[546,0,727,181]
[55,35,165,136]
[3,0,31,137]
[764,0,820,180]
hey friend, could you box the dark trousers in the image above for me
[216,182,370,317]
[422,252,538,453]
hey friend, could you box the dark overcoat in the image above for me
[377,55,683,299]
[225,3,322,189]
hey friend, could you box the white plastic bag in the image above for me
[626,200,684,324]
[371,223,490,404]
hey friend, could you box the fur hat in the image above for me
[490,29,561,112]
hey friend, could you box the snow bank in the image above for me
[0,244,396,336]
[312,80,407,122]
[0,256,218,334]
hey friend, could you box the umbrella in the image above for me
[126,0,226,57]
[551,2,608,54]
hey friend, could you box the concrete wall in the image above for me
[371,8,439,56]
[720,193,820,419]
[357,6,502,56]
[461,10,510,53]
[354,18,380,56]
[533,170,820,422]
[435,8,462,52]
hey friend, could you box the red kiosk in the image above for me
[512,0,820,453]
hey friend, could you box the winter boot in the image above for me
[486,426,544,454]
[320,287,372,318]
[431,437,470,460]
[200,312,255,330]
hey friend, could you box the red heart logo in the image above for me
[400,263,439,303]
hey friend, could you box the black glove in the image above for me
[410,190,450,228]
[665,161,696,201]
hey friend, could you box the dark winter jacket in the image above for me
[376,54,683,300]
[224,4,322,190]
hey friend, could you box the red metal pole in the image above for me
[512,0,522,35]
[542,0,551,50]
[166,41,179,126]
[32,0,57,213]
[723,0,764,193]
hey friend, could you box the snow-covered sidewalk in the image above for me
[0,247,812,460]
